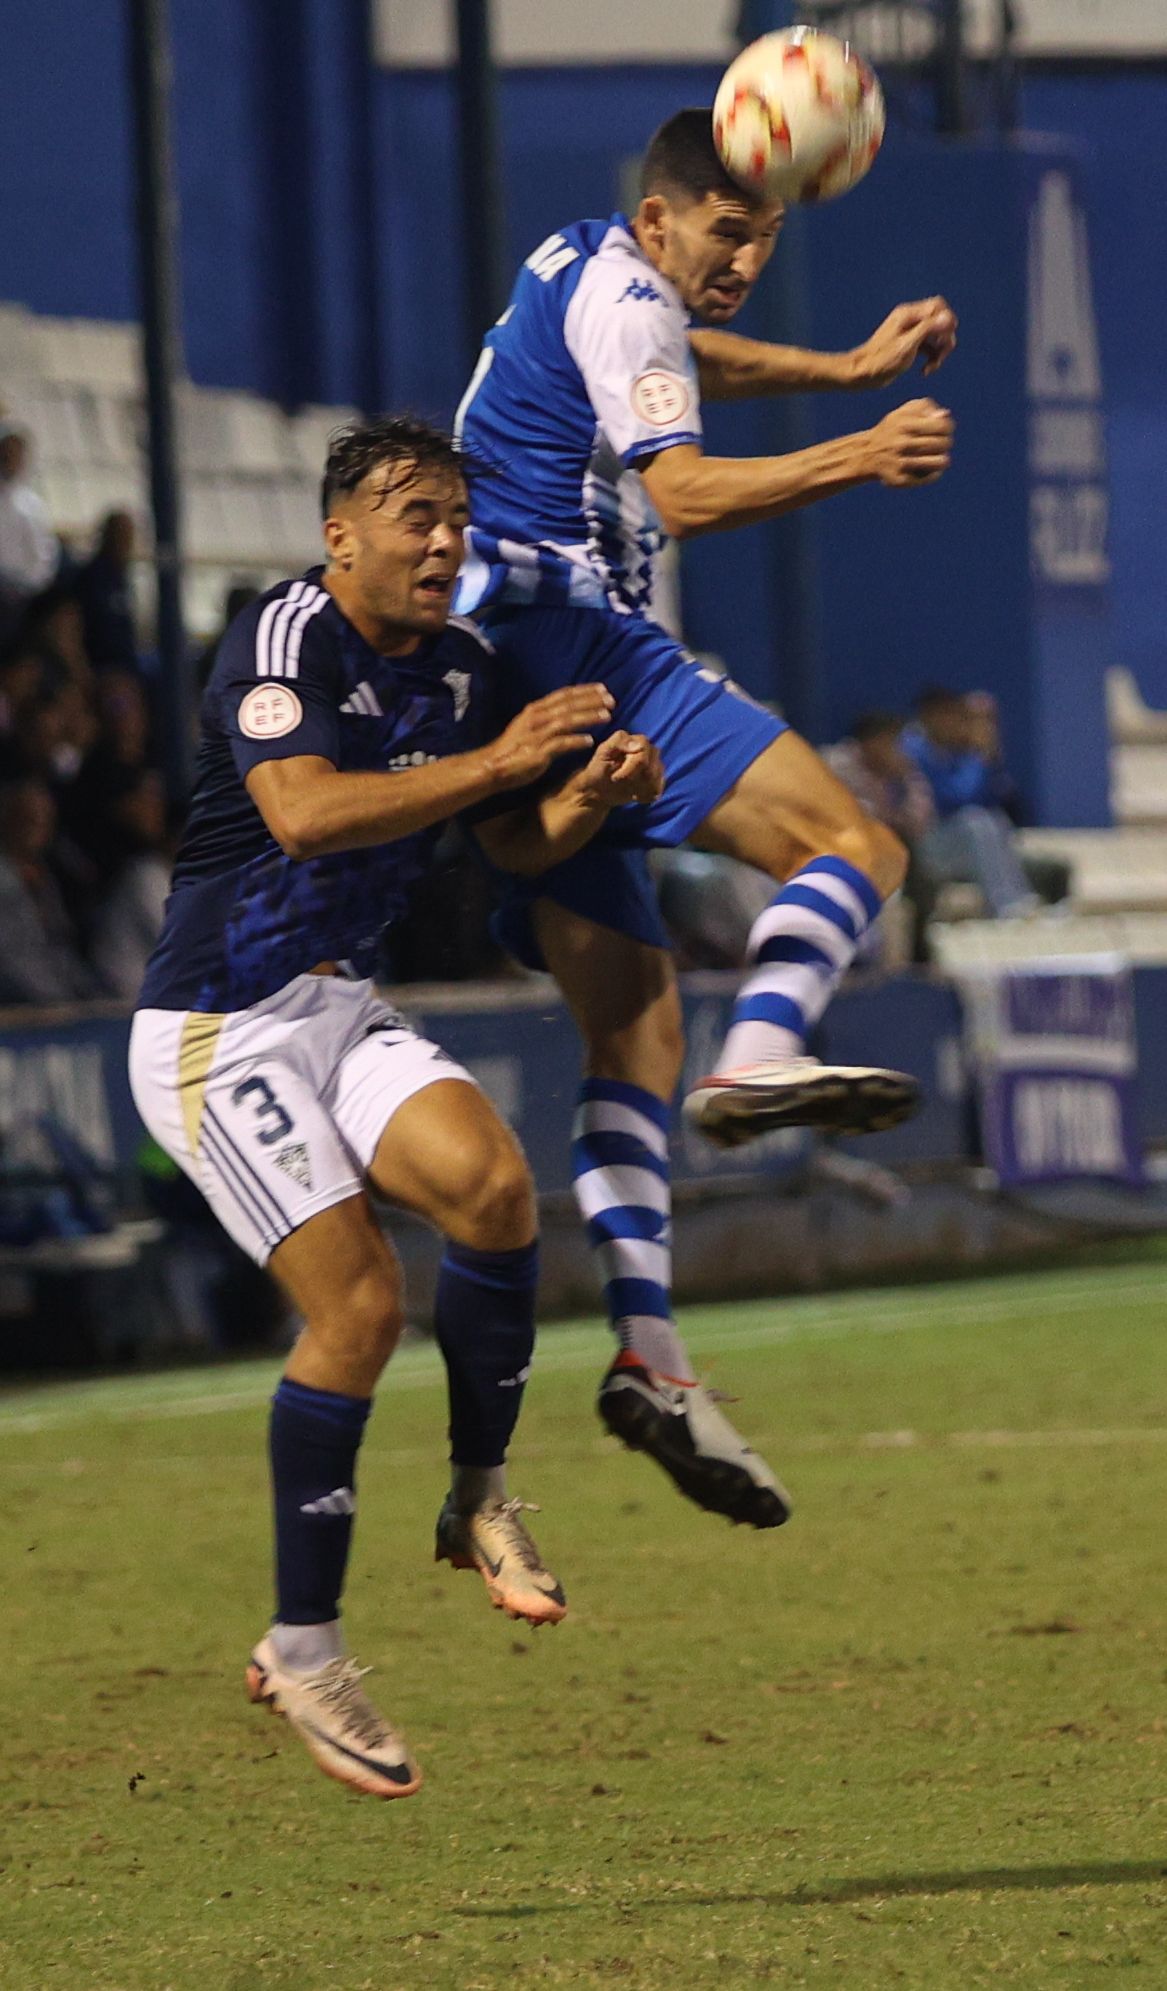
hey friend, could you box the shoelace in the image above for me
[489,1497,546,1573]
[311,1658,394,1751]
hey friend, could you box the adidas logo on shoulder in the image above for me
[340,680,384,717]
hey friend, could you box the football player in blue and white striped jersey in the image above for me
[455,109,957,1526]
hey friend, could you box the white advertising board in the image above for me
[375,1,1167,67]
[967,0,1167,55]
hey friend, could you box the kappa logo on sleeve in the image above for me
[238,684,304,740]
[631,369,692,427]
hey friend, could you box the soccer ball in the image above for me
[712,26,885,205]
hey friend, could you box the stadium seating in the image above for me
[1102,666,1167,827]
[6,295,1167,927]
[931,906,1167,971]
[1016,826,1167,912]
[1106,664,1167,746]
[1,302,345,635]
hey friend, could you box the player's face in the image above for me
[326,461,469,642]
[647,191,785,323]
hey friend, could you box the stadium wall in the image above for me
[3,972,1166,1357]
[0,7,1163,761]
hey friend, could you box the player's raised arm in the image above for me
[690,297,958,400]
[639,398,954,540]
[558,138,954,546]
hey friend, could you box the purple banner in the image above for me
[969,960,1144,1187]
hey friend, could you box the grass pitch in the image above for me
[3,1255,1167,1988]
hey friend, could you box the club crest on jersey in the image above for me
[238,684,303,740]
[631,370,692,427]
[443,668,472,721]
[273,1141,312,1190]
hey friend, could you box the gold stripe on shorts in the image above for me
[177,1012,226,1158]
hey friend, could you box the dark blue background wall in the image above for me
[0,2,1161,786]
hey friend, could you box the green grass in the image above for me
[3,1258,1167,1988]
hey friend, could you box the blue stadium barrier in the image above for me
[3,967,1166,1210]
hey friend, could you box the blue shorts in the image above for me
[480,605,786,968]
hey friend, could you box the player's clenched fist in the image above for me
[867,398,954,488]
[577,731,665,808]
[850,296,959,389]
[485,684,615,788]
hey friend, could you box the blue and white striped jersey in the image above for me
[138,571,494,1013]
[453,214,701,620]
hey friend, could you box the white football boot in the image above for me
[598,1354,791,1528]
[435,1495,567,1627]
[683,1055,919,1149]
[246,1636,421,1798]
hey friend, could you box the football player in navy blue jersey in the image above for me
[130,416,662,1800]
[454,109,956,1528]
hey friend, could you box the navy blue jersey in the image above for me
[453,215,701,621]
[138,571,494,1012]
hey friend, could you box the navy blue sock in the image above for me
[434,1239,539,1468]
[269,1378,371,1626]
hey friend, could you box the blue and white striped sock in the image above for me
[717,855,883,1072]
[571,1078,693,1382]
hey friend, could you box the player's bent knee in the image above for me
[457,1151,538,1252]
[831,817,908,900]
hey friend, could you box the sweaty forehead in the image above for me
[695,191,785,231]
[359,460,467,514]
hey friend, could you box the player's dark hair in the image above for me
[321,415,465,518]
[915,685,964,716]
[852,709,904,743]
[640,107,760,206]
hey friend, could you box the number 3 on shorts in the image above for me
[232,1075,295,1146]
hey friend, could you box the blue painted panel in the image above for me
[0,0,135,319]
[5,966,1167,1210]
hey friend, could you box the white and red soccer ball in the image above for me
[713,26,885,206]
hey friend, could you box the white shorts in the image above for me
[129,974,478,1267]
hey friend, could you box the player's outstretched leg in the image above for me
[684,733,919,1148]
[535,901,791,1529]
[367,1081,566,1626]
[248,1198,422,1799]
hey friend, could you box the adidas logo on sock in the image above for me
[300,1486,356,1517]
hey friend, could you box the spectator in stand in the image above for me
[0,645,49,742]
[75,510,141,671]
[901,687,1039,919]
[0,424,59,643]
[62,666,161,880]
[0,778,98,1004]
[8,584,93,693]
[90,796,175,1001]
[962,688,1071,908]
[0,675,94,789]
[196,581,261,692]
[0,661,99,934]
[825,711,936,846]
